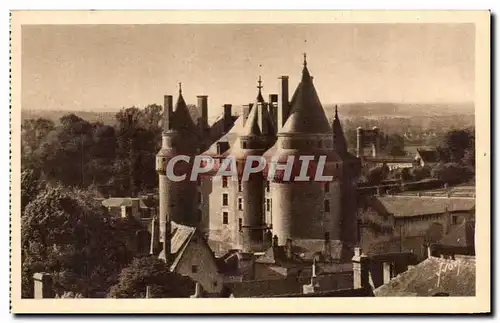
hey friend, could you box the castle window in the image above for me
[241,141,248,149]
[324,199,330,213]
[324,183,330,193]
[222,211,228,224]
[222,193,228,206]
[266,198,272,212]
[222,176,228,188]
[265,181,270,192]
[239,218,242,232]
[238,180,242,192]
[191,265,198,273]
[451,215,458,225]
[238,198,243,211]
[197,192,202,204]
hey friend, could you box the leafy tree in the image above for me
[409,166,432,181]
[383,134,406,157]
[431,162,472,185]
[21,168,45,213]
[21,118,55,169]
[366,164,389,185]
[108,256,195,298]
[21,185,143,298]
[439,128,475,164]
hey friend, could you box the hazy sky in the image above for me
[22,23,474,118]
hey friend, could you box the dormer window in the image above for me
[241,140,248,149]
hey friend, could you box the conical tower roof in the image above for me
[172,83,196,134]
[280,56,331,135]
[332,105,348,153]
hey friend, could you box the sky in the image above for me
[22,23,474,118]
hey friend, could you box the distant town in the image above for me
[22,57,475,299]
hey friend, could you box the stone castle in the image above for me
[155,56,361,262]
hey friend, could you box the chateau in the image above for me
[155,56,361,263]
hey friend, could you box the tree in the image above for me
[21,185,143,298]
[384,134,406,157]
[21,118,55,168]
[366,164,389,185]
[439,128,474,164]
[409,166,432,181]
[431,162,472,185]
[21,167,45,213]
[108,256,195,298]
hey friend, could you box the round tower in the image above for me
[156,87,199,245]
[263,56,341,246]
[228,78,276,252]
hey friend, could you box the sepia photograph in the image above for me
[9,10,491,314]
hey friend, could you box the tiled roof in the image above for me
[438,220,475,248]
[374,196,475,218]
[101,197,149,208]
[280,63,331,135]
[374,256,475,296]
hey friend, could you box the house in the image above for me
[358,195,475,260]
[158,222,224,295]
[414,149,442,167]
[101,197,154,220]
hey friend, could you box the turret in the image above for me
[263,54,341,248]
[156,84,199,256]
[229,76,276,252]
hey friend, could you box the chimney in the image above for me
[356,127,363,158]
[33,272,53,299]
[190,282,204,298]
[268,94,278,126]
[160,206,172,268]
[382,262,393,284]
[323,232,332,263]
[223,104,232,133]
[150,215,161,255]
[272,235,279,247]
[285,238,293,259]
[197,95,208,132]
[257,102,268,135]
[277,76,289,132]
[242,104,251,126]
[163,95,173,132]
[302,258,320,294]
[352,247,370,290]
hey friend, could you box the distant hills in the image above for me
[324,102,475,119]
[22,102,475,127]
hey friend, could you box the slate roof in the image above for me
[373,256,475,296]
[158,222,198,271]
[374,196,475,218]
[227,272,354,298]
[332,106,347,153]
[416,149,441,163]
[280,61,332,135]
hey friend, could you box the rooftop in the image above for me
[374,256,475,296]
[372,195,475,218]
